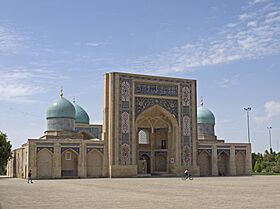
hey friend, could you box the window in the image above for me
[161,140,167,149]
[65,151,71,160]
[138,130,149,144]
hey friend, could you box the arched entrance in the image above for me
[136,105,178,175]
[138,154,151,174]
[87,149,103,177]
[218,151,230,176]
[235,151,245,175]
[37,148,53,178]
[198,150,212,176]
[61,149,78,177]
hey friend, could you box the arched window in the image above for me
[138,130,149,144]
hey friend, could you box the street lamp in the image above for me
[267,126,272,151]
[244,107,251,143]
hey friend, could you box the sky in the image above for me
[0,0,279,153]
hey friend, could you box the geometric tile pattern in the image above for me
[119,78,132,165]
[181,84,192,166]
[135,97,178,119]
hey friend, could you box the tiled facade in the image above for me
[7,72,252,179]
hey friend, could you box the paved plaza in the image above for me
[0,176,279,209]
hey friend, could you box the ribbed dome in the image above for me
[74,103,90,124]
[46,96,76,119]
[197,98,215,124]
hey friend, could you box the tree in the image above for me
[0,132,12,175]
[252,149,280,174]
[254,160,262,172]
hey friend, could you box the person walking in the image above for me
[27,170,33,184]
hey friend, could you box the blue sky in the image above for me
[0,0,279,152]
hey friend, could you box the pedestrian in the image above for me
[27,170,33,183]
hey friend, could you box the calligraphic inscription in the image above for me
[135,83,178,97]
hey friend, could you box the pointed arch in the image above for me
[136,104,178,127]
[218,152,230,176]
[87,149,103,177]
[235,151,245,175]
[136,104,178,175]
[198,150,212,176]
[61,149,78,176]
[37,148,53,178]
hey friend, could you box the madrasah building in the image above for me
[7,72,252,179]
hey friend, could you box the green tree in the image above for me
[252,150,280,174]
[254,160,262,172]
[0,132,12,175]
[252,153,257,170]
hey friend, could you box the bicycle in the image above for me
[181,173,193,180]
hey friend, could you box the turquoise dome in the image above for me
[197,105,215,124]
[74,103,90,124]
[47,97,76,119]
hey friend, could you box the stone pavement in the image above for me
[0,176,279,209]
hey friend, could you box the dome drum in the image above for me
[47,118,75,132]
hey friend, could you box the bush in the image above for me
[252,150,280,174]
[272,164,280,173]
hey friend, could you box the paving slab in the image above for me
[0,176,279,209]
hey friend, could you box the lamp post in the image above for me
[267,126,272,151]
[244,107,251,143]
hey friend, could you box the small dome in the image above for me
[74,103,90,124]
[47,95,76,119]
[197,98,215,124]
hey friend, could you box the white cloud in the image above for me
[86,42,104,47]
[74,41,105,47]
[124,0,280,74]
[239,13,251,20]
[0,69,57,102]
[254,101,280,124]
[266,11,278,18]
[249,0,267,6]
[226,23,237,28]
[218,74,240,88]
[0,25,25,54]
[247,21,257,27]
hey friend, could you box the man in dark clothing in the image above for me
[184,169,189,177]
[27,170,33,183]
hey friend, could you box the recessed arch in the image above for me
[218,152,230,176]
[87,149,103,177]
[37,148,53,178]
[61,149,78,177]
[136,104,178,127]
[198,150,212,176]
[138,154,151,174]
[136,104,178,175]
[61,148,79,156]
[235,151,245,175]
